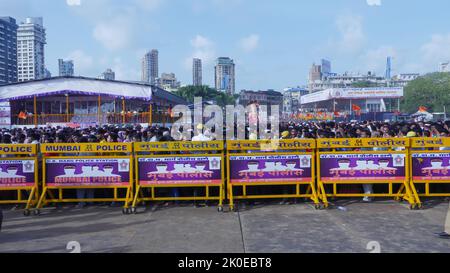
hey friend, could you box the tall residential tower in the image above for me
[0,17,18,85]
[58,59,74,77]
[215,57,235,94]
[193,58,202,86]
[17,17,46,82]
[141,49,159,84]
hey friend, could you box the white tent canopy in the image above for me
[0,77,153,101]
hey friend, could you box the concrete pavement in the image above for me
[0,200,449,253]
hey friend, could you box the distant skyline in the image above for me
[1,0,450,90]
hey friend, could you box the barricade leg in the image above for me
[35,187,48,214]
[409,181,422,209]
[308,183,321,209]
[318,181,329,208]
[24,187,37,214]
[229,184,235,212]
[131,186,141,210]
[218,185,224,212]
[400,180,418,209]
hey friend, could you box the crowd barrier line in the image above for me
[35,143,134,215]
[0,144,39,216]
[226,139,320,211]
[131,141,226,213]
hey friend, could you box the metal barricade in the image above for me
[0,144,39,216]
[36,143,134,214]
[410,138,450,208]
[316,138,418,209]
[227,139,320,211]
[132,141,225,213]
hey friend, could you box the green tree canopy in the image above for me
[401,72,450,113]
[350,81,381,88]
[174,85,238,107]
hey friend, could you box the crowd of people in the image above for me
[279,120,450,140]
[0,119,449,211]
[1,120,450,145]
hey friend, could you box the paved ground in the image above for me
[0,199,449,253]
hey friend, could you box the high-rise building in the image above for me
[101,68,115,80]
[321,59,331,78]
[193,58,202,86]
[156,72,180,92]
[44,68,51,78]
[385,57,392,80]
[215,57,235,94]
[0,17,18,85]
[141,49,158,84]
[58,59,74,77]
[17,17,46,82]
[441,62,449,73]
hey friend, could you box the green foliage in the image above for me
[350,81,381,88]
[401,72,450,113]
[174,85,237,107]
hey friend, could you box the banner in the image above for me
[319,154,406,182]
[0,159,35,188]
[229,154,312,184]
[45,158,131,187]
[137,156,222,185]
[412,153,450,181]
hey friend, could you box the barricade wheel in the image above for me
[23,210,31,216]
[314,204,321,210]
[409,205,416,210]
[217,206,224,212]
[122,208,130,215]
[131,207,137,214]
[33,209,40,216]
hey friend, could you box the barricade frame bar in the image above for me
[132,141,226,212]
[0,144,39,216]
[226,139,320,211]
[316,138,418,209]
[410,137,450,208]
[36,143,134,214]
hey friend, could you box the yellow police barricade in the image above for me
[132,141,225,213]
[316,138,418,209]
[36,143,134,214]
[227,139,320,211]
[0,144,39,216]
[409,137,450,209]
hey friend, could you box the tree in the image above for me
[174,85,238,107]
[401,72,450,113]
[351,81,381,88]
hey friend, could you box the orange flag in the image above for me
[352,104,361,111]
[18,111,27,120]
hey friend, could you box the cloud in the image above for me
[420,34,450,69]
[134,0,164,11]
[66,50,93,75]
[336,14,365,53]
[239,34,260,52]
[366,0,382,6]
[111,57,140,81]
[360,46,397,73]
[184,35,216,70]
[66,0,81,6]
[93,17,133,51]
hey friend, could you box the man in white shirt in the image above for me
[192,124,211,142]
